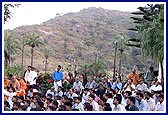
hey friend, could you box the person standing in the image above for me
[52,65,63,93]
[144,67,154,88]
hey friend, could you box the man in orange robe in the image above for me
[127,68,139,86]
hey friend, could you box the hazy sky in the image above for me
[3,2,161,30]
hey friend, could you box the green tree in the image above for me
[25,32,42,67]
[128,4,164,77]
[42,46,53,73]
[4,32,21,67]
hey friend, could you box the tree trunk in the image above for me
[22,38,24,69]
[113,42,117,78]
[31,47,34,67]
[160,60,164,78]
[45,57,47,73]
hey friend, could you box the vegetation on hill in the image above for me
[4,7,159,77]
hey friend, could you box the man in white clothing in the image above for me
[155,94,164,111]
[144,91,155,111]
[73,77,84,94]
[24,66,37,86]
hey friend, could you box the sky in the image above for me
[2,2,162,30]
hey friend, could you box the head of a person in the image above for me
[114,87,120,94]
[69,88,74,95]
[64,102,72,111]
[88,94,95,102]
[19,105,27,111]
[132,68,136,74]
[83,102,93,111]
[113,96,122,105]
[138,78,144,85]
[47,106,55,111]
[17,96,24,103]
[75,77,79,82]
[144,91,152,100]
[98,97,107,106]
[47,98,53,104]
[35,100,44,109]
[57,65,61,71]
[104,103,112,111]
[8,86,15,93]
[4,76,8,81]
[61,95,68,104]
[17,76,22,81]
[58,86,63,91]
[127,96,136,106]
[12,96,18,102]
[158,94,164,103]
[24,100,30,107]
[136,92,144,101]
[4,101,10,108]
[50,86,55,91]
[28,66,31,71]
[90,77,94,82]
[31,67,35,71]
[84,88,89,95]
[13,102,21,110]
[149,67,154,71]
[47,93,53,99]
[54,95,61,101]
[123,91,132,99]
[52,100,58,109]
[12,76,17,82]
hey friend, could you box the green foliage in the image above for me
[25,32,43,66]
[128,4,164,63]
[4,64,23,78]
[4,32,21,66]
[4,7,156,74]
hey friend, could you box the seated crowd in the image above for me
[4,66,164,111]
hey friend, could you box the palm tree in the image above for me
[4,32,21,67]
[128,4,164,77]
[42,46,53,73]
[25,32,42,67]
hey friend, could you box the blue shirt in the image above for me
[111,82,123,90]
[52,70,63,81]
[135,99,148,111]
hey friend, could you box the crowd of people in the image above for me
[4,65,165,111]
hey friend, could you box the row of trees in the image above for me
[4,3,164,79]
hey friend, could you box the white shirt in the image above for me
[90,100,99,111]
[150,85,162,92]
[155,101,164,111]
[24,70,37,85]
[73,81,84,91]
[146,98,155,111]
[112,104,126,111]
[106,98,114,108]
[72,103,84,111]
[135,83,148,91]
[82,92,90,102]
[4,89,16,109]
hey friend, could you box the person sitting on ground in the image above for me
[4,76,10,88]
[135,77,148,92]
[155,94,164,111]
[73,77,84,95]
[127,68,139,86]
[125,96,139,111]
[88,94,99,111]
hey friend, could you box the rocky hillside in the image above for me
[4,7,155,75]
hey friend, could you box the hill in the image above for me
[4,7,156,75]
